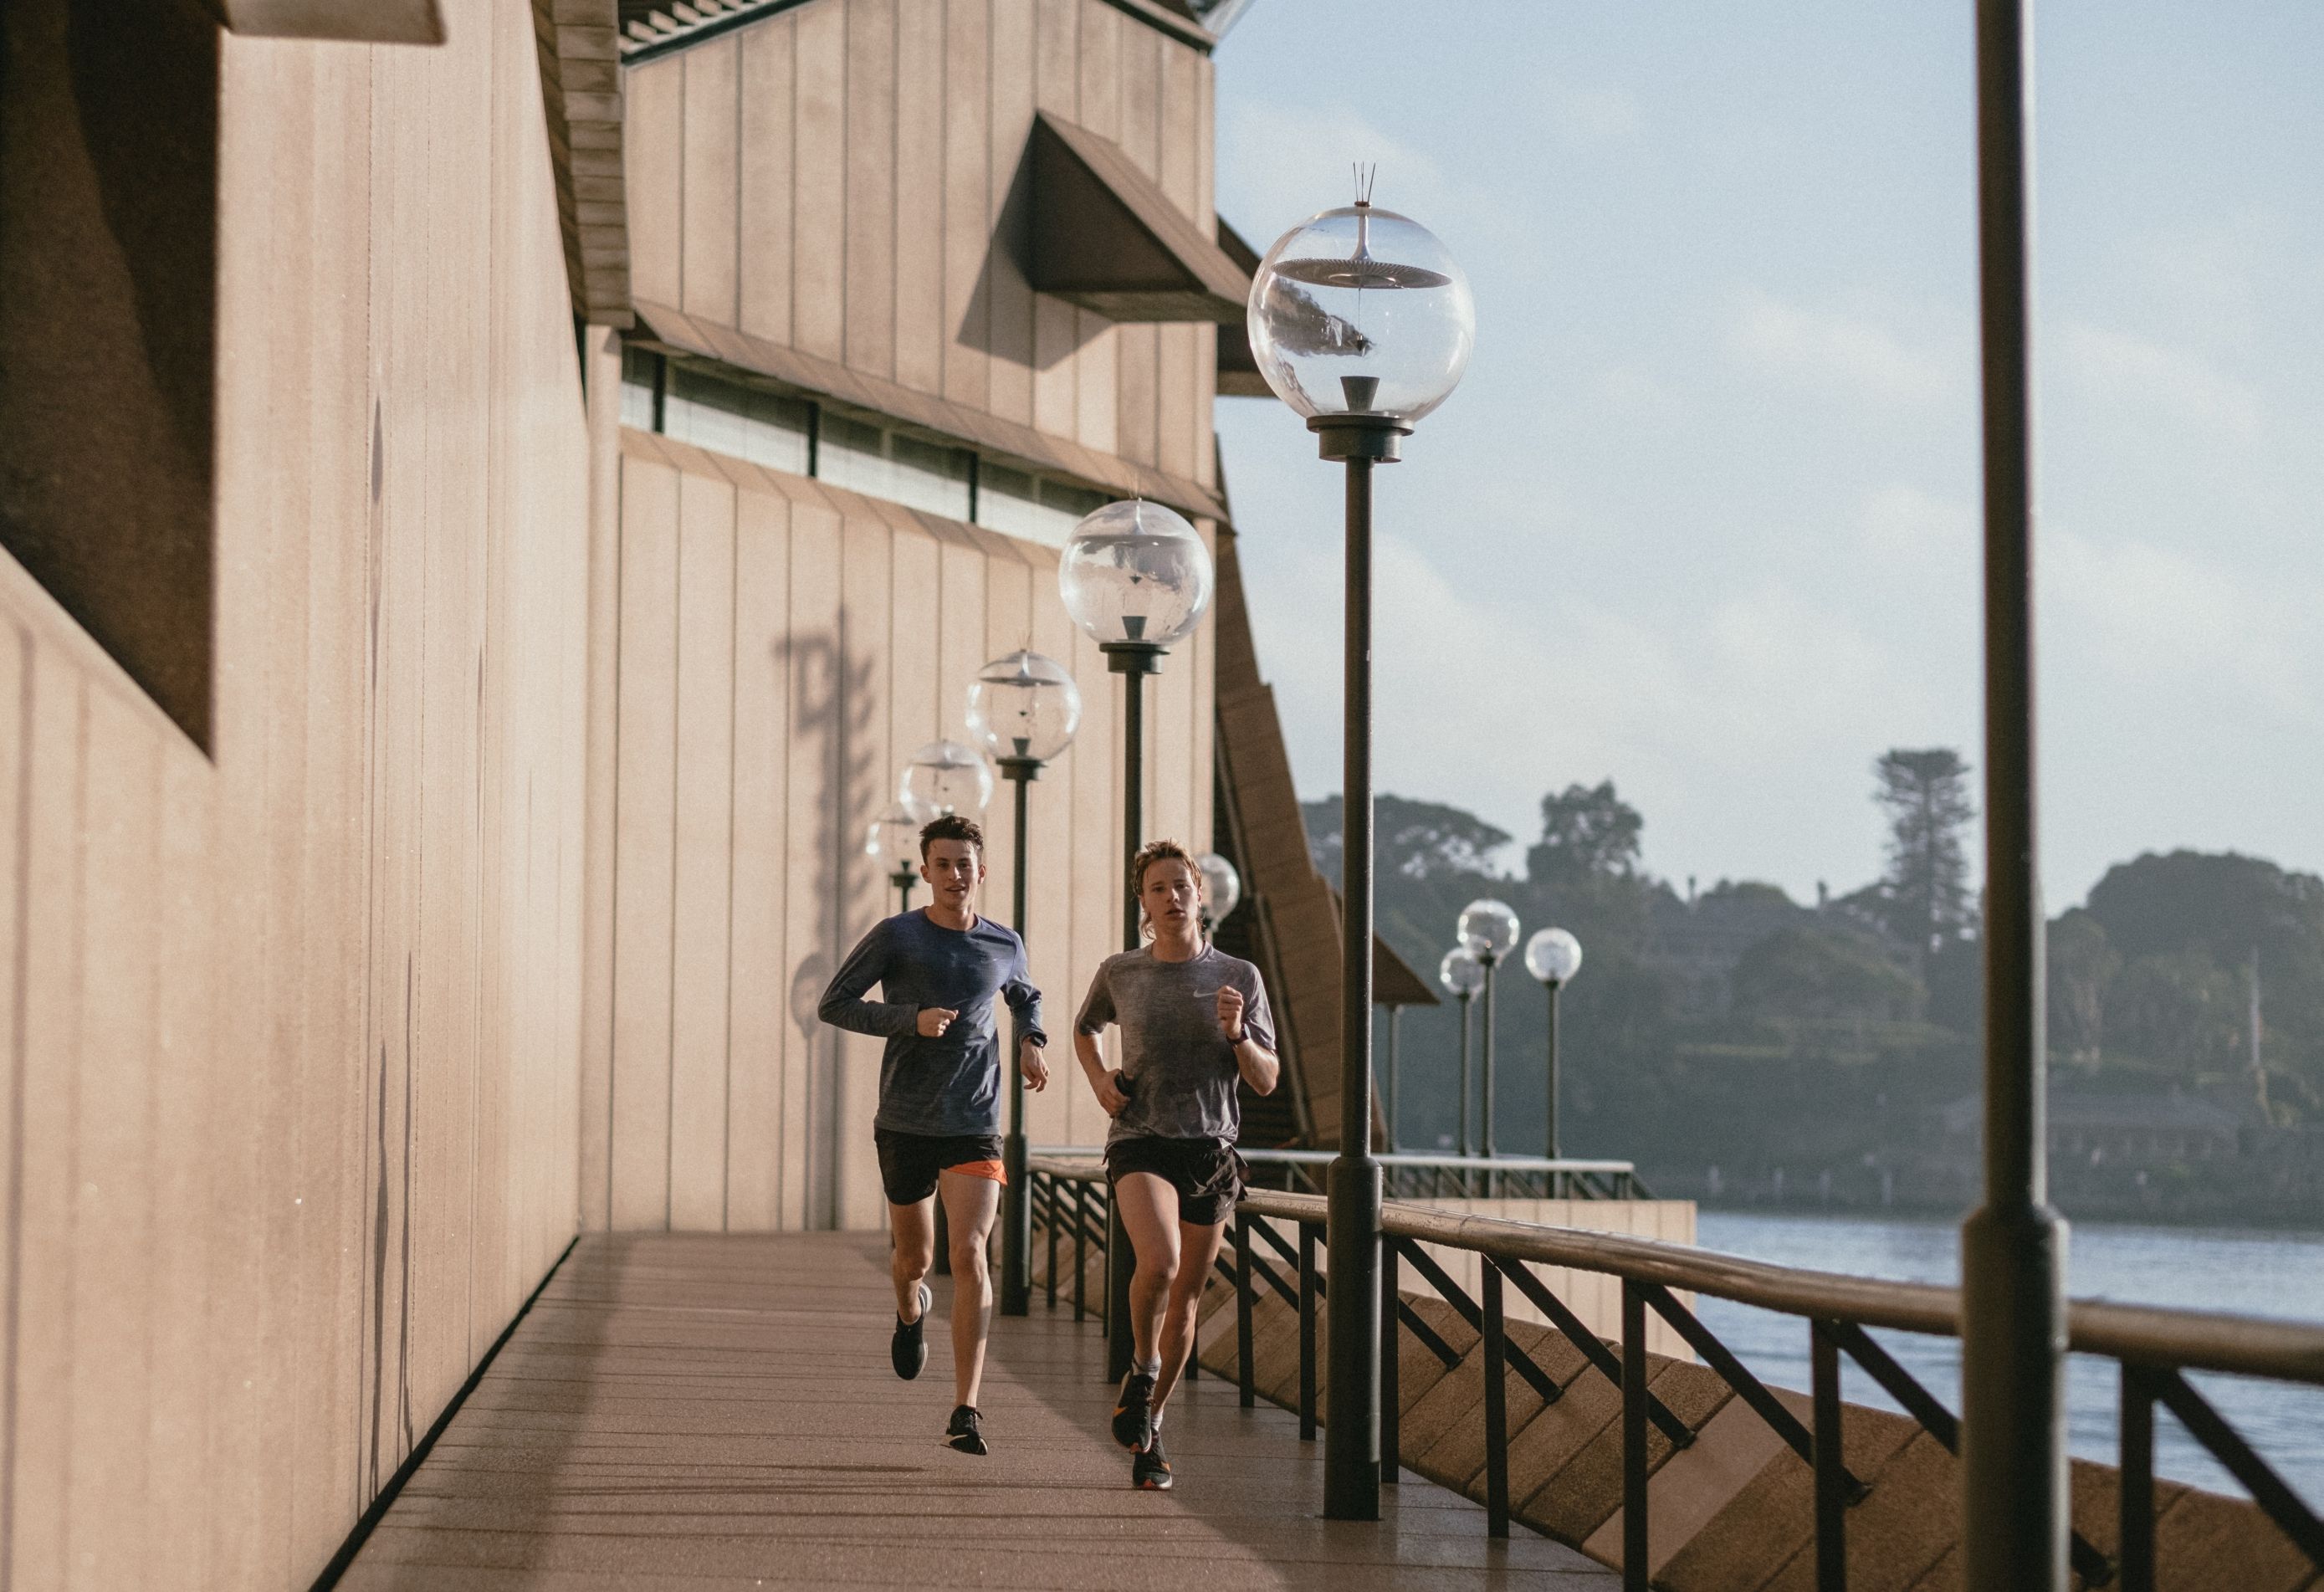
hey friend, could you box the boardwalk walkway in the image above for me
[336,1232,1614,1589]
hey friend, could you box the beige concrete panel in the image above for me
[612,458,683,1229]
[738,16,798,346]
[939,0,991,412]
[836,510,896,1228]
[725,489,792,1231]
[985,0,1037,424]
[63,681,160,1588]
[843,0,898,380]
[669,472,740,1230]
[1027,0,1080,441]
[791,0,847,361]
[783,494,846,1229]
[626,56,683,310]
[0,634,18,1563]
[1154,45,1197,483]
[680,36,741,326]
[886,514,941,815]
[147,741,218,1589]
[581,339,624,1231]
[936,536,989,748]
[12,658,82,1591]
[892,0,944,397]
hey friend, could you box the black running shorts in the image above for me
[1103,1134,1246,1226]
[874,1129,1006,1207]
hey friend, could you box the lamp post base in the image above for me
[1323,1152,1384,1520]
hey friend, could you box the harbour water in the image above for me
[1694,1211,2324,1510]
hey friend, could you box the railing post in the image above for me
[1236,1212,1256,1410]
[1482,1260,1510,1538]
[1298,1218,1318,1441]
[1044,1175,1059,1310]
[1623,1279,1649,1592]
[1380,1235,1400,1487]
[1813,1318,1847,1592]
[1082,1178,1093,1317]
[2119,1364,2155,1592]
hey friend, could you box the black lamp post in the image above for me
[1458,900,1520,1174]
[1960,2,2065,1582]
[1060,499,1214,1381]
[868,803,921,914]
[1249,177,1473,1522]
[967,650,1082,1318]
[1523,928,1582,1181]
[1439,947,1482,1159]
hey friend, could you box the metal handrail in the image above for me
[1028,1145,1638,1173]
[1023,1154,2324,1589]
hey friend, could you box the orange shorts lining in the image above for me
[946,1159,1007,1185]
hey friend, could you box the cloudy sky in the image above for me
[1210,1,2323,914]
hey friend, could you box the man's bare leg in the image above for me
[890,1196,936,1321]
[1113,1172,1184,1371]
[938,1170,1001,1410]
[1150,1218,1227,1420]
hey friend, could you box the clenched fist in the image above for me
[916,1006,959,1038]
[1216,985,1246,1043]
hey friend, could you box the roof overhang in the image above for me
[535,1,634,328]
[200,0,443,40]
[1211,217,1274,397]
[632,300,1230,526]
[1027,113,1249,325]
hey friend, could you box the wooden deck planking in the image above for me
[335,1232,1613,1589]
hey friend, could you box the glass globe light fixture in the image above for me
[1247,182,1474,423]
[1438,946,1484,999]
[1456,899,1521,964]
[865,803,922,873]
[967,650,1082,765]
[1524,928,1583,986]
[900,739,993,820]
[1195,852,1241,924]
[1058,499,1214,650]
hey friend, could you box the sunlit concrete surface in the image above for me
[336,1233,1615,1589]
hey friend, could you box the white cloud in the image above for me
[2057,321,2265,436]
[1727,289,1954,407]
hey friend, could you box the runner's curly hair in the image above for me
[919,812,985,859]
[1130,838,1203,939]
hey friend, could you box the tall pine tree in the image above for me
[1873,748,1976,957]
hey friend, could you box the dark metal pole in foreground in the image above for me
[1960,3,2067,1586]
[1480,956,1499,1162]
[998,756,1038,1316]
[1456,991,1474,1158]
[1101,642,1162,1381]
[1313,409,1406,1522]
[1544,980,1562,1163]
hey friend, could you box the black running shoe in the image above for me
[1131,1434,1172,1490]
[892,1282,931,1380]
[1111,1370,1156,1451]
[946,1404,987,1456]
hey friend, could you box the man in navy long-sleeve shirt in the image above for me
[818,812,1047,1456]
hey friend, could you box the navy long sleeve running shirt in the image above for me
[816,909,1047,1136]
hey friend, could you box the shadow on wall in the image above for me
[779,612,881,1231]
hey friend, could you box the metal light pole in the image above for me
[1459,901,1520,1190]
[1250,182,1472,1523]
[1441,947,1482,1161]
[968,652,1083,1320]
[1960,3,2064,1584]
[890,868,914,915]
[1381,1005,1401,1150]
[1524,929,1583,1175]
[1060,500,1213,1385]
[867,803,922,917]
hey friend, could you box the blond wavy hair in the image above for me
[1130,838,1203,940]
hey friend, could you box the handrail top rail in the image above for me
[1026,1144,1637,1174]
[1025,1159,2324,1389]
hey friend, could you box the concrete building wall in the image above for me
[622,0,1219,489]
[0,3,591,1586]
[586,427,1214,1232]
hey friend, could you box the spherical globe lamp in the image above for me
[1058,499,1214,651]
[866,803,921,870]
[1456,899,1521,964]
[1247,191,1473,423]
[1524,928,1583,986]
[900,739,994,820]
[1195,852,1241,924]
[1438,946,1484,999]
[967,650,1082,765]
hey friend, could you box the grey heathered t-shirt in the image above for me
[817,909,1046,1137]
[1075,944,1276,1144]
